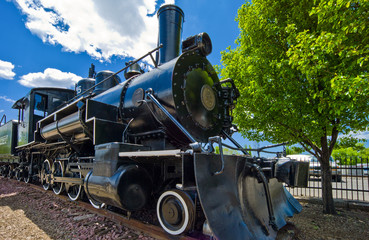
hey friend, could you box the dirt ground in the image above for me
[0,178,368,240]
[0,178,154,240]
[282,201,369,240]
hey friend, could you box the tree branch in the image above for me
[272,118,322,156]
[328,121,340,156]
[299,140,319,158]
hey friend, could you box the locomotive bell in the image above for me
[124,62,143,80]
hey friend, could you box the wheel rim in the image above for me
[7,166,13,179]
[15,170,22,181]
[24,174,30,183]
[24,166,30,183]
[157,190,195,235]
[67,165,82,201]
[52,161,64,195]
[42,160,51,190]
[68,184,82,201]
[89,197,103,209]
[3,166,9,177]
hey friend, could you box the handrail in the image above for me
[220,130,288,157]
[0,114,6,126]
[69,44,163,103]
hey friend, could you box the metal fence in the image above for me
[286,158,369,202]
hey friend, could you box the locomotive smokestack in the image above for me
[157,4,184,65]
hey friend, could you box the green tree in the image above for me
[285,145,305,155]
[214,144,252,155]
[220,0,369,214]
[332,137,369,164]
[214,146,240,155]
[334,136,366,151]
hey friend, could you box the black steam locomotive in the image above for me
[0,5,309,239]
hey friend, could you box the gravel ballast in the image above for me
[0,178,155,240]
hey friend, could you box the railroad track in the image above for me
[7,178,199,240]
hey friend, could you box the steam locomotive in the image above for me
[0,5,309,239]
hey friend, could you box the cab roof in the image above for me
[12,87,75,109]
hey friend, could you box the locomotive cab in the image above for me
[12,88,75,146]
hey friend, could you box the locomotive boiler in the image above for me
[0,4,309,239]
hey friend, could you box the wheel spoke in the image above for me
[16,170,22,181]
[67,165,82,201]
[42,160,51,191]
[52,161,64,195]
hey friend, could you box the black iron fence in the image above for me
[286,158,369,202]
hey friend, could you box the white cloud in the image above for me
[18,68,82,88]
[13,0,176,62]
[0,60,16,80]
[0,96,16,103]
[0,110,4,113]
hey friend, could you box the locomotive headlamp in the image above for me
[182,32,212,56]
[201,84,216,111]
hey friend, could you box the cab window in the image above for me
[34,93,48,117]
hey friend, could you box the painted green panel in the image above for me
[0,120,18,163]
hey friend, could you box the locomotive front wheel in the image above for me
[157,189,195,235]
[42,160,51,190]
[52,161,64,195]
[67,166,82,201]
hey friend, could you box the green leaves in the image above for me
[221,0,369,213]
[220,0,369,153]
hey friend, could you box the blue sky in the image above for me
[1,0,272,150]
[0,0,245,117]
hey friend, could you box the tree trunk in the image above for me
[320,154,336,214]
